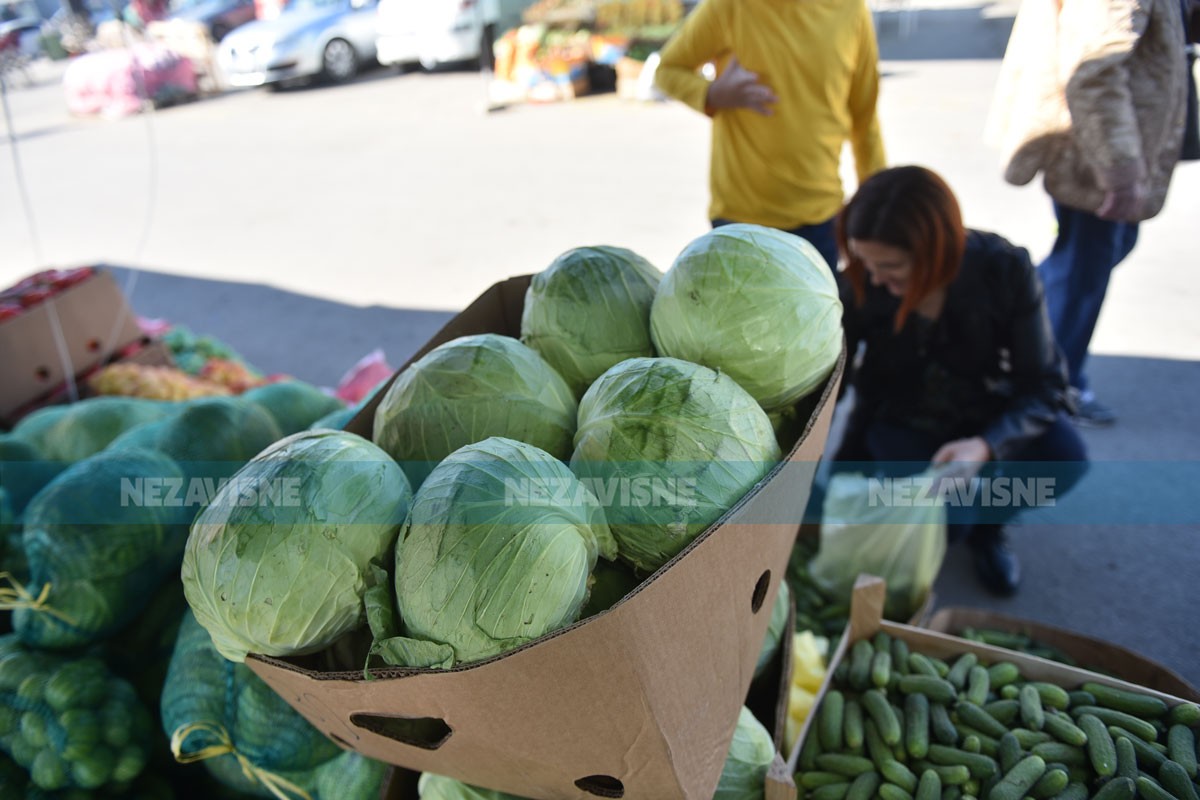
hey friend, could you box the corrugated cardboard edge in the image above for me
[924,606,1200,701]
[249,275,845,800]
[786,575,1194,777]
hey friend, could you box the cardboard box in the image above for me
[0,268,144,423]
[247,275,846,800]
[923,607,1199,701]
[780,576,1195,796]
[378,600,800,800]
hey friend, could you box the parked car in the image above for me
[168,0,256,42]
[375,0,532,71]
[216,0,378,86]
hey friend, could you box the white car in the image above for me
[217,0,379,87]
[375,0,531,71]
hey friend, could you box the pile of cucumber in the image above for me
[957,629,1078,668]
[797,631,1200,800]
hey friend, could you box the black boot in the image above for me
[968,525,1020,596]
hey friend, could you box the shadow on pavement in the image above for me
[109,267,455,386]
[875,5,1016,61]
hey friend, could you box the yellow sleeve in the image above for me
[848,3,887,182]
[653,0,730,114]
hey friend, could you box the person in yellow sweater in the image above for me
[654,0,887,270]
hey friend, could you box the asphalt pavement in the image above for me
[1,0,1197,687]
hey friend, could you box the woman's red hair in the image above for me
[836,166,966,331]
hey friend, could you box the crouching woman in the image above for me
[832,165,1088,595]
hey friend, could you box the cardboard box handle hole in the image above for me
[347,713,452,751]
[87,338,101,353]
[751,570,772,614]
[574,775,625,798]
[34,366,51,382]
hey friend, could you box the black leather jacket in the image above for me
[838,229,1072,461]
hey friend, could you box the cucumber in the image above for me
[915,764,973,786]
[948,654,980,692]
[1091,777,1136,800]
[910,653,943,678]
[966,668,991,707]
[1012,729,1053,748]
[850,640,875,691]
[1166,726,1196,778]
[1002,685,1021,701]
[801,727,822,771]
[1029,743,1087,768]
[959,701,1012,739]
[842,698,864,751]
[1029,768,1069,799]
[999,733,1024,774]
[1110,726,1168,771]
[875,631,893,653]
[908,693,931,759]
[869,719,897,769]
[954,725,999,758]
[933,703,961,746]
[881,783,917,800]
[1159,761,1199,800]
[932,658,952,678]
[985,700,1021,727]
[1042,712,1088,747]
[1066,691,1096,710]
[1167,703,1199,727]
[847,771,882,800]
[965,736,983,755]
[835,660,850,686]
[927,745,1000,779]
[882,759,920,793]
[865,689,904,747]
[893,639,913,676]
[1050,784,1088,800]
[1083,683,1169,719]
[1078,713,1118,777]
[1117,734,1140,781]
[874,651,894,689]
[1020,685,1046,731]
[1072,707,1159,743]
[821,690,847,751]
[918,770,944,800]
[804,772,855,789]
[987,755,1047,800]
[813,782,852,800]
[900,676,959,706]
[1135,776,1177,800]
[988,663,1021,689]
[944,787,963,800]
[816,754,877,778]
[1029,684,1070,712]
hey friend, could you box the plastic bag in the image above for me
[808,469,947,620]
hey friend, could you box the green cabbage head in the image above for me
[715,707,776,800]
[520,246,662,397]
[650,224,842,411]
[571,357,780,574]
[418,773,525,799]
[182,430,412,662]
[372,334,577,490]
[391,437,616,668]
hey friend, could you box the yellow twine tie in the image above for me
[171,722,314,800]
[0,572,76,625]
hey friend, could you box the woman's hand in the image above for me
[705,56,777,116]
[930,436,992,482]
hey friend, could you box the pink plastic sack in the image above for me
[335,349,394,405]
[63,44,197,118]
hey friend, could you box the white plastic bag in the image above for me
[809,469,947,620]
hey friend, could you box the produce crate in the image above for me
[0,267,144,425]
[922,607,1199,701]
[780,575,1194,797]
[247,275,846,800]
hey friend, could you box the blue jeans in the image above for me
[712,216,839,273]
[829,415,1088,543]
[1039,202,1139,393]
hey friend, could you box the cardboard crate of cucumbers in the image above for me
[784,576,1199,800]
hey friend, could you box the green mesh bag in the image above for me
[7,448,192,650]
[0,635,155,794]
[16,397,176,464]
